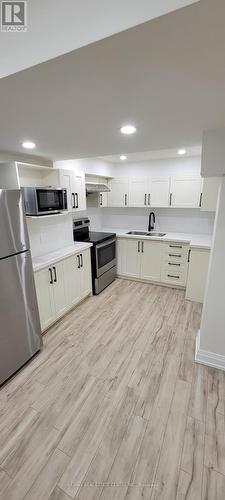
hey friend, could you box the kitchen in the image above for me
[1,1,225,499]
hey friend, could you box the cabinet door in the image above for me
[170,177,203,208]
[52,261,69,319]
[34,268,55,331]
[73,174,86,211]
[99,191,108,207]
[63,254,81,308]
[117,238,141,278]
[201,177,220,212]
[129,178,148,207]
[80,249,92,299]
[59,169,74,212]
[140,240,162,282]
[186,248,210,303]
[108,179,129,207]
[150,177,170,207]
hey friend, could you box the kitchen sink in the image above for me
[126,231,166,237]
[126,231,149,235]
[146,232,166,237]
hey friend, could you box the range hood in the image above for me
[85,182,110,194]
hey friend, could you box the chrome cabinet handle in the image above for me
[169,253,182,258]
[53,266,57,282]
[168,262,180,266]
[72,193,75,209]
[100,194,103,206]
[148,193,151,206]
[168,274,180,279]
[144,194,147,205]
[199,193,203,207]
[141,241,144,253]
[169,193,172,206]
[169,245,182,249]
[125,194,127,206]
[77,255,80,268]
[138,241,140,253]
[49,268,53,284]
[80,254,83,268]
[75,193,79,208]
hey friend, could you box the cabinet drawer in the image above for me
[161,266,187,287]
[162,243,189,263]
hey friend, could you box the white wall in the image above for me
[202,130,225,177]
[27,213,73,258]
[198,177,225,357]
[54,157,114,177]
[113,156,201,177]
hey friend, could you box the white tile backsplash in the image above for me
[27,213,73,258]
[100,207,215,235]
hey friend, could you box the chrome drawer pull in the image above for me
[169,245,182,249]
[168,262,180,266]
[169,253,182,258]
[167,274,180,279]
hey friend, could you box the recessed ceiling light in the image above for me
[178,149,186,155]
[22,141,36,149]
[120,155,127,161]
[120,125,136,135]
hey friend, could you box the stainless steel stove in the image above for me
[73,218,116,294]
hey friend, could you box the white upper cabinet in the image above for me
[149,177,170,207]
[108,178,129,207]
[200,177,221,212]
[59,169,86,212]
[170,176,203,208]
[59,169,74,212]
[129,178,148,207]
[73,174,86,211]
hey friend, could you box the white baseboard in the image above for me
[195,330,225,371]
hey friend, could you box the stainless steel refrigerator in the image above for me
[0,189,42,385]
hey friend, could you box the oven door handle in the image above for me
[95,238,117,250]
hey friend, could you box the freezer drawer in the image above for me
[0,250,42,385]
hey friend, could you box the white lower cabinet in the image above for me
[117,238,189,288]
[117,238,162,283]
[185,248,210,303]
[51,261,68,319]
[34,267,56,331]
[140,240,162,282]
[117,238,141,278]
[34,248,92,332]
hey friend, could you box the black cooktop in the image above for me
[77,231,116,245]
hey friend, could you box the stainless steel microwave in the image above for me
[22,187,68,216]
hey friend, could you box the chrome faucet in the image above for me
[148,212,155,232]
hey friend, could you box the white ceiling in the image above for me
[0,0,225,162]
[100,147,202,163]
[0,0,199,79]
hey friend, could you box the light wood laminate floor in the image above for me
[0,279,225,500]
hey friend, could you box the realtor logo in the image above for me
[1,1,27,31]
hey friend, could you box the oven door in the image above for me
[36,189,66,214]
[95,238,116,277]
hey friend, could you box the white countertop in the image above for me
[101,228,212,250]
[32,242,93,272]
